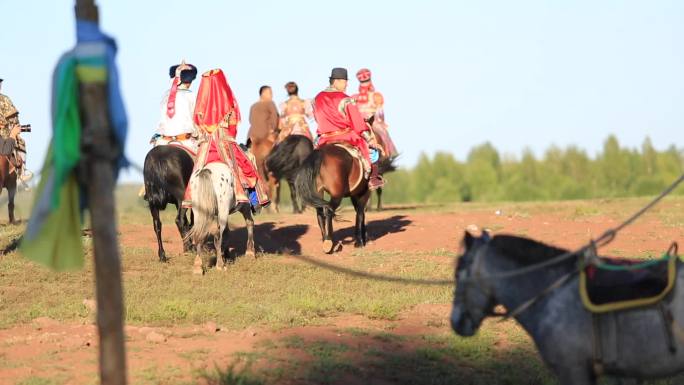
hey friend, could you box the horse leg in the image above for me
[175,204,192,253]
[376,187,383,211]
[351,192,370,248]
[316,207,326,240]
[150,206,167,262]
[7,184,16,225]
[323,197,341,254]
[288,180,300,214]
[269,174,280,214]
[242,204,256,258]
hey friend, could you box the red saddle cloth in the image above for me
[584,257,669,305]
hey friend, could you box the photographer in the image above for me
[0,78,32,186]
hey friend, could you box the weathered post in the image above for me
[74,1,127,384]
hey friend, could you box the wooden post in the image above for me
[74,1,127,384]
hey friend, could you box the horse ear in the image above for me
[464,231,475,249]
[482,229,491,242]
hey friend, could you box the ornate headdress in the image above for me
[193,69,241,133]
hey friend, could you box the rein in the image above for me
[461,173,684,321]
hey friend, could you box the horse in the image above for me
[0,156,17,224]
[295,144,370,253]
[265,135,313,214]
[185,161,255,274]
[450,231,684,385]
[246,131,276,211]
[142,145,194,262]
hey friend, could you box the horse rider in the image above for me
[352,68,398,159]
[313,67,385,190]
[151,61,199,153]
[183,69,270,212]
[0,78,32,188]
[247,85,280,147]
[277,81,314,143]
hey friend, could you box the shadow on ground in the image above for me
[200,329,557,385]
[229,222,309,256]
[333,215,411,246]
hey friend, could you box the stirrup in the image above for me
[19,169,33,182]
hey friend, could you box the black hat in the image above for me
[329,67,348,81]
[0,78,3,83]
[169,64,198,84]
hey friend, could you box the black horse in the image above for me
[265,135,313,213]
[143,145,194,262]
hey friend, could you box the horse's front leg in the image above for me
[242,204,256,258]
[176,205,193,253]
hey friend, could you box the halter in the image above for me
[458,237,579,323]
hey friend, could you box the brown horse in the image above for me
[295,144,370,253]
[246,132,277,211]
[0,156,18,224]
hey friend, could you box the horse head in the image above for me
[450,230,496,337]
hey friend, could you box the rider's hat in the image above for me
[169,62,198,84]
[0,78,3,83]
[329,67,348,81]
[356,68,371,82]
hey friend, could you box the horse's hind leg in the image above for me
[322,197,341,253]
[288,180,301,214]
[151,207,167,262]
[6,177,16,224]
[241,204,256,258]
[351,192,370,248]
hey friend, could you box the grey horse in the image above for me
[450,231,684,385]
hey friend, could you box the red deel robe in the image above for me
[313,88,370,163]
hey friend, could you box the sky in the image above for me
[1,0,683,182]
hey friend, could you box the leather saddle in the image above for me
[580,254,676,313]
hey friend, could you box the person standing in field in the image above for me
[0,78,32,187]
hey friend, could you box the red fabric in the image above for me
[355,82,375,105]
[166,78,179,118]
[314,89,370,163]
[194,69,241,134]
[205,137,259,184]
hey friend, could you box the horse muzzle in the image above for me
[450,306,477,337]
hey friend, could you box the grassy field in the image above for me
[2,187,684,384]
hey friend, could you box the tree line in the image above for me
[383,136,684,203]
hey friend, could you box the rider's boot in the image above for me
[368,163,385,191]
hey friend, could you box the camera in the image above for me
[20,124,31,133]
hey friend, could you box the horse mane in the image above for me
[489,234,569,265]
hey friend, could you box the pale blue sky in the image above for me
[1,0,682,182]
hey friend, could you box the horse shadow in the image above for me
[228,222,309,257]
[334,215,411,246]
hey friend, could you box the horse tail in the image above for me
[377,155,398,175]
[143,151,171,210]
[295,150,330,209]
[185,169,217,246]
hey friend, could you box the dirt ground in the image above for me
[2,199,684,385]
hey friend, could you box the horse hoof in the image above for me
[354,241,364,248]
[246,250,256,259]
[322,240,334,253]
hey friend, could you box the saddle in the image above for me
[580,252,677,313]
[332,143,369,191]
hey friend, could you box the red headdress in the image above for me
[193,69,241,134]
[355,68,374,104]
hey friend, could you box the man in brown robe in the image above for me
[247,85,280,190]
[248,85,279,144]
